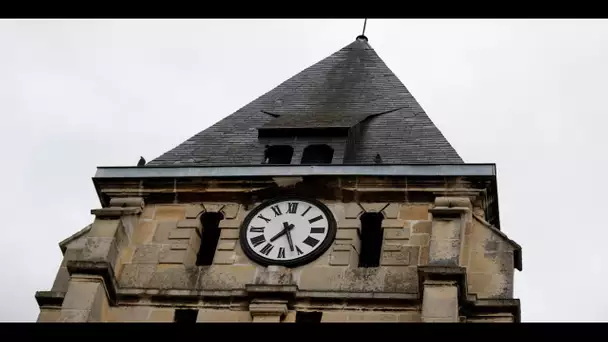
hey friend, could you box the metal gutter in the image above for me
[93,164,497,179]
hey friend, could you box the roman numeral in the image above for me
[250,235,266,247]
[258,214,271,223]
[303,236,319,248]
[296,246,304,255]
[271,205,282,216]
[287,202,298,214]
[308,215,323,224]
[260,243,274,256]
[301,206,312,217]
[249,226,265,233]
[310,227,325,234]
[277,247,286,259]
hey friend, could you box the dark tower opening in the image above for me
[295,311,323,323]
[264,145,294,164]
[173,309,198,323]
[358,212,384,268]
[301,144,334,164]
[196,212,224,266]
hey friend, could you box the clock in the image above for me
[239,197,337,267]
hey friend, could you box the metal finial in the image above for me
[362,18,367,36]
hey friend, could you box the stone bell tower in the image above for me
[35,34,522,323]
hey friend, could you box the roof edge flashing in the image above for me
[94,164,496,179]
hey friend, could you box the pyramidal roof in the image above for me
[148,36,463,166]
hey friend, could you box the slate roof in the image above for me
[148,36,463,166]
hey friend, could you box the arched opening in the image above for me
[263,145,294,164]
[301,144,334,164]
[196,212,225,266]
[357,212,384,268]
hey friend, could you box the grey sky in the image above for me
[1,19,606,322]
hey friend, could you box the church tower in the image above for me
[35,34,522,323]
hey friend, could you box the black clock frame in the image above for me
[239,196,337,268]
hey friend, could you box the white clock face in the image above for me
[241,198,336,266]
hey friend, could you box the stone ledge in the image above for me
[35,291,65,308]
[91,207,142,218]
[429,207,469,216]
[417,265,468,304]
[65,260,118,305]
[462,298,521,323]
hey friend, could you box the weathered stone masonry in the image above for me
[35,173,522,323]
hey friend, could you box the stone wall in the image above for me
[39,192,521,323]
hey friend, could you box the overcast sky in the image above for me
[1,19,607,322]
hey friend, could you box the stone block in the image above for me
[220,228,239,239]
[381,219,405,229]
[185,205,204,219]
[155,206,186,220]
[254,265,293,285]
[114,246,135,276]
[149,264,199,290]
[336,228,359,241]
[217,240,236,251]
[197,309,251,322]
[158,249,188,264]
[62,281,104,311]
[176,219,201,230]
[383,242,406,252]
[321,311,349,322]
[202,203,223,213]
[220,204,240,219]
[409,233,430,246]
[384,228,410,240]
[89,219,120,238]
[219,219,241,229]
[422,282,458,321]
[348,312,398,322]
[153,221,178,243]
[431,218,462,241]
[329,250,355,266]
[398,311,422,322]
[419,246,430,265]
[342,268,386,292]
[108,306,151,322]
[132,244,161,264]
[400,204,429,220]
[381,203,400,219]
[360,202,387,213]
[197,265,256,290]
[141,205,155,220]
[384,266,418,293]
[51,267,70,293]
[58,309,90,322]
[118,263,156,288]
[213,251,235,265]
[381,246,419,266]
[81,237,118,265]
[149,308,175,322]
[283,311,297,323]
[253,315,281,322]
[132,221,157,245]
[37,309,61,322]
[169,229,195,240]
[412,221,432,234]
[337,218,361,229]
[298,267,345,291]
[428,239,461,266]
[344,203,364,219]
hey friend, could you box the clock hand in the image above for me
[270,222,293,242]
[285,227,294,252]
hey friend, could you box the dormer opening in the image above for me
[301,144,333,164]
[263,145,294,164]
